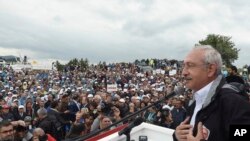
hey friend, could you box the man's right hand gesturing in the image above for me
[175,117,193,141]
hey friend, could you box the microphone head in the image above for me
[165,86,185,99]
[174,86,185,96]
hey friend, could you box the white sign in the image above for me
[153,70,156,75]
[156,69,161,74]
[169,69,177,76]
[107,84,118,92]
[161,70,165,74]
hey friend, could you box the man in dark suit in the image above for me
[36,108,58,140]
[48,101,71,140]
[171,98,186,129]
[69,95,80,114]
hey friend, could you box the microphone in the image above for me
[118,117,144,136]
[165,86,185,99]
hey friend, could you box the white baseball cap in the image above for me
[18,105,25,109]
[119,98,125,103]
[87,94,94,98]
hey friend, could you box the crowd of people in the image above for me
[0,51,250,141]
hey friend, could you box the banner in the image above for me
[107,84,118,92]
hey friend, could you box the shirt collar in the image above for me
[195,81,214,105]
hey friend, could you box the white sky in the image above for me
[0,0,249,67]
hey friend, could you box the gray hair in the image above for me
[33,128,45,136]
[194,45,223,75]
[94,94,102,101]
[37,108,47,117]
[36,97,41,101]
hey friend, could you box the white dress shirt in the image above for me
[190,81,214,126]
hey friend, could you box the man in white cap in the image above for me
[87,94,94,101]
[4,92,12,106]
[142,94,150,103]
[14,105,27,121]
[118,98,129,118]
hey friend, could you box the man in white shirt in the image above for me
[173,45,250,141]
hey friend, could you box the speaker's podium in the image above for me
[97,122,174,141]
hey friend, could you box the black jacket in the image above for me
[47,108,70,128]
[173,75,250,141]
[14,112,27,121]
[36,116,57,136]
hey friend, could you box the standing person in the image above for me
[99,116,114,133]
[0,120,26,141]
[156,108,174,129]
[33,128,56,141]
[1,105,14,121]
[226,65,245,84]
[35,108,57,140]
[45,94,54,109]
[225,65,249,101]
[69,94,80,115]
[25,101,34,118]
[90,105,105,132]
[65,111,85,139]
[117,98,129,118]
[171,98,186,129]
[0,120,15,141]
[33,97,41,117]
[174,45,250,141]
[80,96,89,109]
[14,105,27,121]
[83,114,94,134]
[48,101,70,140]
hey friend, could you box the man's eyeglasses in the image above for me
[182,63,208,70]
[0,129,14,134]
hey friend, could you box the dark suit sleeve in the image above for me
[56,112,70,125]
[220,91,250,138]
[172,132,178,141]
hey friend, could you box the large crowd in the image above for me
[0,59,249,141]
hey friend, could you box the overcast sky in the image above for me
[0,0,249,67]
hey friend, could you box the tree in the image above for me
[55,60,64,71]
[68,58,78,66]
[198,34,240,66]
[79,58,89,71]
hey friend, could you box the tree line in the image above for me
[54,34,240,71]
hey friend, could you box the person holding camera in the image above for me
[155,107,174,129]
[0,119,27,141]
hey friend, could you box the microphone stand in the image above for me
[118,117,144,141]
[64,91,177,141]
[124,129,131,141]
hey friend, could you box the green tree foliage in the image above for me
[79,58,89,71]
[55,60,65,71]
[55,58,89,72]
[198,34,240,66]
[68,58,79,66]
